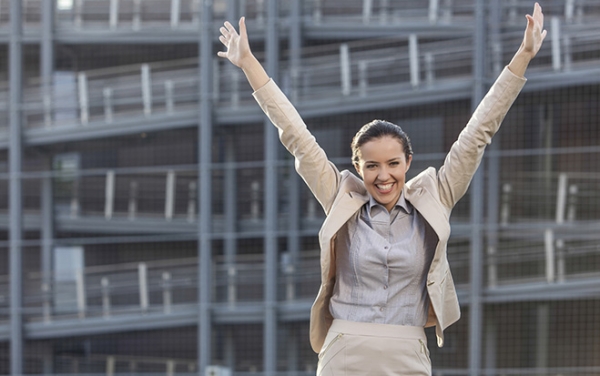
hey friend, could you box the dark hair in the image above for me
[351,120,413,164]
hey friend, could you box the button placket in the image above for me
[383,241,390,289]
[383,265,389,288]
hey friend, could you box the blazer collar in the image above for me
[405,187,450,241]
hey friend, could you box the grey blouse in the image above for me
[329,191,437,326]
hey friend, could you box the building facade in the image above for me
[0,0,599,375]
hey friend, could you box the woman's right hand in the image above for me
[217,17,252,69]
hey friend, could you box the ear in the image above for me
[354,162,363,178]
[405,155,412,172]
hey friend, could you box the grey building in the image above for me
[0,0,599,375]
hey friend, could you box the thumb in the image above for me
[525,14,534,28]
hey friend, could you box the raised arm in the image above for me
[217,17,269,91]
[217,17,343,213]
[434,3,547,209]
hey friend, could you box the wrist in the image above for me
[516,44,536,61]
[507,48,533,78]
[239,54,259,72]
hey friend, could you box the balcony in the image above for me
[0,11,598,147]
[0,168,598,330]
[0,0,477,40]
[0,216,597,339]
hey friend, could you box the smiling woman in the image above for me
[354,136,410,212]
[351,120,413,212]
[218,3,547,375]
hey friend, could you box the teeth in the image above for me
[377,183,393,191]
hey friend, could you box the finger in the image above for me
[219,35,227,45]
[219,26,229,37]
[526,14,544,37]
[534,3,544,26]
[540,29,547,41]
[224,21,238,35]
[239,16,247,38]
[217,51,227,58]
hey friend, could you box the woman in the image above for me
[218,3,546,375]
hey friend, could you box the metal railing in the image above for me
[2,0,600,31]
[1,151,598,227]
[0,164,324,227]
[52,353,199,375]
[0,209,596,325]
[307,0,475,25]
[0,0,289,30]
[0,0,466,30]
[11,362,600,376]
[60,168,202,221]
[0,248,318,323]
[485,170,600,287]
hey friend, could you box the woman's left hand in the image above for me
[521,2,547,59]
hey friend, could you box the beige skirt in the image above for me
[317,319,431,376]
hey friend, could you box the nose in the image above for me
[377,166,390,181]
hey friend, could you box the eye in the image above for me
[365,164,377,170]
[389,161,400,167]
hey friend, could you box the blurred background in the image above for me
[0,0,599,375]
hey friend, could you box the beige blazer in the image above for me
[253,67,526,353]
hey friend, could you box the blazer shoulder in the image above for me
[406,167,438,192]
[339,170,366,195]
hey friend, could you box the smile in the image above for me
[376,183,394,193]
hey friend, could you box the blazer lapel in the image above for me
[406,187,451,243]
[320,192,368,241]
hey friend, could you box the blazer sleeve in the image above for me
[253,79,341,214]
[436,66,527,208]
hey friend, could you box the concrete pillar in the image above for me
[263,0,280,374]
[9,0,24,374]
[224,134,237,304]
[468,0,486,375]
[286,0,302,304]
[42,0,55,127]
[198,0,214,373]
[536,304,550,369]
[41,176,55,321]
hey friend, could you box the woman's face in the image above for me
[354,136,412,212]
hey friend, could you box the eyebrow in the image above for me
[363,157,401,164]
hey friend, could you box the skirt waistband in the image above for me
[329,319,426,340]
